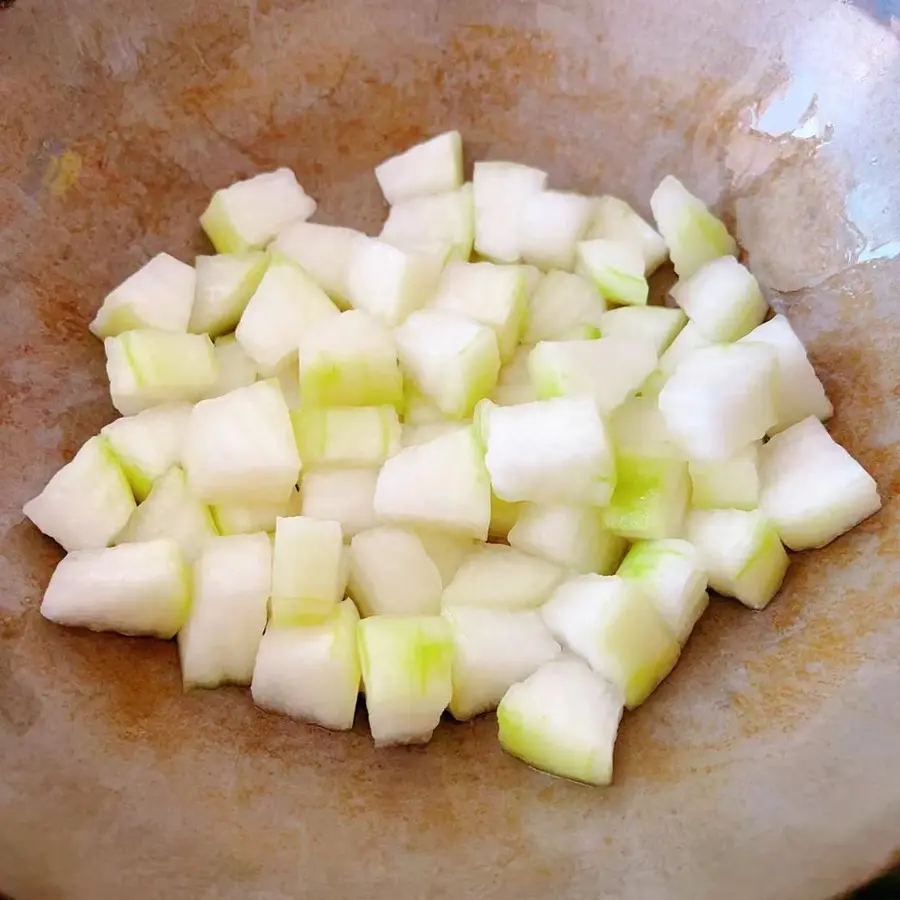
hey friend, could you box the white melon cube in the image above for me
[430,261,527,361]
[292,406,400,469]
[178,533,271,688]
[473,161,549,263]
[690,443,761,510]
[269,515,345,624]
[617,539,709,644]
[481,397,616,506]
[190,251,269,337]
[203,334,258,399]
[441,544,564,612]
[91,253,196,338]
[657,321,714,377]
[403,384,449,425]
[348,527,443,617]
[41,539,189,637]
[211,488,302,536]
[395,310,501,419]
[380,184,474,259]
[101,403,192,501]
[24,435,135,552]
[671,256,768,342]
[374,427,491,539]
[298,310,404,411]
[401,422,466,448]
[519,190,594,271]
[740,315,833,432]
[251,600,361,730]
[358,615,453,745]
[541,574,681,708]
[115,467,217,562]
[523,270,606,344]
[497,656,624,786]
[443,605,560,720]
[608,393,678,458]
[105,330,217,415]
[759,416,881,550]
[658,343,778,460]
[270,221,365,308]
[489,493,523,541]
[414,530,475,586]
[508,504,627,575]
[576,239,649,306]
[374,131,463,205]
[600,306,687,355]
[235,255,340,376]
[528,337,658,416]
[686,509,790,609]
[300,467,380,538]
[587,195,669,275]
[183,379,301,505]
[200,168,316,253]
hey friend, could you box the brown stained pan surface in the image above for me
[1,2,899,899]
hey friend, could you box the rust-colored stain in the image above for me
[1,2,899,900]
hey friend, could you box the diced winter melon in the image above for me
[689,442,761,510]
[115,467,217,562]
[414,530,475,586]
[740,315,833,433]
[441,544,564,612]
[604,453,690,541]
[270,516,345,624]
[105,330,217,415]
[347,238,448,327]
[657,321,714,378]
[348,527,442,617]
[523,270,606,344]
[587,195,669,276]
[190,251,269,337]
[508,504,627,575]
[298,310,404,411]
[396,311,501,419]
[519,264,544,299]
[300,468,380,538]
[101,403,192,501]
[403,385,449,426]
[200,168,316,253]
[275,361,303,410]
[617,540,709,644]
[443,606,560,720]
[203,334,258,399]
[270,221,365,308]
[401,422,466,448]
[481,397,617,506]
[497,656,624,786]
[519,190,595,271]
[292,406,400,469]
[473,161,549,263]
[374,130,463,205]
[90,253,196,339]
[24,435,135,552]
[495,345,534,389]
[251,600,361,730]
[357,615,454,745]
[671,256,768,342]
[686,509,790,609]
[211,488,302,536]
[600,306,687,355]
[41,538,189,637]
[658,343,778,461]
[430,261,527,362]
[528,337,658,416]
[576,239,649,306]
[235,255,340,376]
[178,533,271,688]
[759,416,881,550]
[491,383,539,407]
[650,175,737,278]
[380,184,474,259]
[541,574,681,708]
[489,493,523,541]
[183,379,301,505]
[608,393,678,458]
[374,427,491,540]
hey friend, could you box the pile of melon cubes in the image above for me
[24,131,881,785]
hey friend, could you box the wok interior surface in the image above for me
[1,2,899,898]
